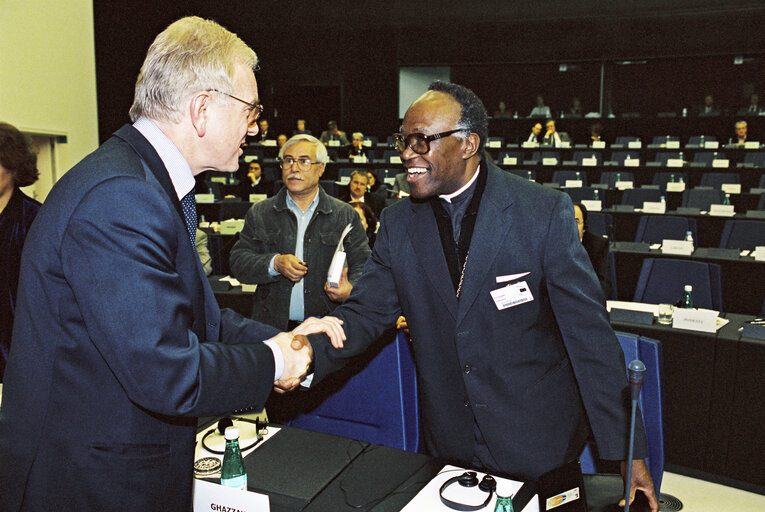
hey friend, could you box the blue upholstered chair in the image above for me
[719,220,765,250]
[634,215,697,244]
[632,258,723,311]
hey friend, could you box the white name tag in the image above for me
[193,478,270,512]
[542,157,558,166]
[363,140,372,147]
[708,204,735,216]
[666,140,680,149]
[488,140,502,148]
[666,158,683,168]
[389,155,402,164]
[502,156,517,165]
[712,159,729,168]
[704,141,719,149]
[628,141,642,149]
[522,141,539,148]
[328,140,340,147]
[661,239,694,255]
[262,139,277,147]
[350,154,368,163]
[624,158,640,167]
[490,281,534,310]
[582,157,598,167]
[721,183,741,194]
[665,181,685,192]
[744,141,760,149]
[592,141,606,149]
[615,180,634,190]
[581,199,602,212]
[220,219,245,234]
[195,193,215,204]
[672,308,719,333]
[753,246,765,261]
[564,179,583,188]
[642,201,666,214]
[244,155,260,162]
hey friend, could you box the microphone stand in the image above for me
[624,360,646,512]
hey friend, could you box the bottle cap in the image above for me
[684,285,693,292]
[224,426,240,440]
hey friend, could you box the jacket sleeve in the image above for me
[229,202,282,285]
[343,209,372,285]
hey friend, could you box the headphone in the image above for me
[201,417,267,454]
[439,471,497,511]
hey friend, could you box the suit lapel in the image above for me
[456,165,515,326]
[406,199,458,320]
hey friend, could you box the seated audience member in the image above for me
[319,120,349,146]
[738,93,762,116]
[347,132,373,160]
[697,94,720,116]
[0,122,41,381]
[529,94,552,118]
[230,161,273,199]
[590,122,604,144]
[574,202,611,299]
[196,228,212,276]
[257,119,275,142]
[543,119,562,147]
[340,169,385,218]
[526,122,543,145]
[292,119,311,136]
[277,134,288,148]
[365,170,388,199]
[391,171,410,198]
[494,101,510,118]
[350,200,377,248]
[568,97,584,117]
[732,120,749,145]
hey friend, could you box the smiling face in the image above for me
[400,91,476,199]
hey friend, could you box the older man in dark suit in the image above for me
[0,17,341,511]
[303,81,658,511]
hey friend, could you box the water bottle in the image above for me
[685,230,694,246]
[700,135,705,147]
[527,170,533,181]
[678,152,684,164]
[669,173,675,183]
[221,426,247,490]
[723,193,731,206]
[593,189,600,201]
[616,172,622,183]
[494,495,514,512]
[681,285,694,309]
[575,171,581,180]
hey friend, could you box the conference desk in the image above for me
[610,242,765,316]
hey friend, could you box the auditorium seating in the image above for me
[633,258,723,311]
[552,170,587,186]
[599,171,635,187]
[719,220,765,250]
[634,215,697,244]
[681,188,726,210]
[621,188,663,208]
[699,172,740,189]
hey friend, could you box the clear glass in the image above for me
[657,304,674,324]
[221,435,247,489]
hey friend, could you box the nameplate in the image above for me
[665,182,685,192]
[610,308,654,325]
[721,183,741,194]
[642,201,666,214]
[363,139,372,147]
[581,199,602,212]
[712,159,729,168]
[582,157,598,166]
[672,308,718,333]
[742,322,765,340]
[704,141,720,149]
[542,157,558,166]
[488,140,502,148]
[350,155,368,163]
[211,177,228,184]
[666,140,680,149]
[661,239,694,256]
[192,478,270,512]
[744,141,760,149]
[384,177,395,185]
[241,283,257,293]
[754,246,765,262]
[503,156,518,165]
[244,155,260,162]
[220,219,245,234]
[249,194,267,204]
[592,141,606,149]
[615,180,634,190]
[328,140,341,147]
[337,176,351,185]
[564,179,583,188]
[666,159,684,168]
[522,141,539,148]
[560,141,571,148]
[195,194,215,204]
[628,141,642,149]
[624,158,640,167]
[261,140,277,147]
[708,204,735,216]
[389,155,402,164]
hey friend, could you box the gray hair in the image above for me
[129,16,258,123]
[279,134,329,164]
[352,132,364,139]
[735,120,747,129]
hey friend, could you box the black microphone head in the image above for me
[628,359,646,385]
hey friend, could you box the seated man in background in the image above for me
[697,94,720,116]
[229,160,273,199]
[347,132,374,161]
[732,120,749,145]
[293,118,311,136]
[525,122,543,145]
[277,133,288,148]
[340,169,385,218]
[543,119,562,147]
[574,202,611,299]
[319,120,349,146]
[738,93,762,116]
[529,94,552,118]
[257,118,276,142]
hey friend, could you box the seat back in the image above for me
[652,172,688,192]
[653,152,682,166]
[651,135,679,146]
[573,151,603,166]
[532,150,561,164]
[692,152,726,166]
[633,258,723,310]
[499,150,524,164]
[564,187,601,204]
[687,135,717,146]
[621,188,663,208]
[506,168,537,181]
[285,329,419,452]
[719,220,765,250]
[552,170,587,186]
[759,192,765,211]
[580,333,665,493]
[634,215,697,244]
[681,188,725,209]
[743,152,765,168]
[699,173,740,189]
[587,212,614,239]
[614,136,640,146]
[599,171,634,187]
[609,151,639,165]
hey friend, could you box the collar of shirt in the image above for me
[286,188,320,216]
[439,162,481,203]
[133,117,195,200]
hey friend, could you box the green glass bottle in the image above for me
[494,495,514,512]
[681,285,694,309]
[221,426,247,490]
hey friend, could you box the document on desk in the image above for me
[402,464,539,512]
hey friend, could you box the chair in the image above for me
[506,168,537,181]
[653,152,683,166]
[319,180,339,197]
[242,148,265,162]
[759,193,765,211]
[532,151,561,164]
[498,150,524,164]
[609,151,639,165]
[564,187,602,204]
[285,329,419,452]
[699,172,740,189]
[681,188,726,210]
[621,188,663,208]
[382,149,401,163]
[580,332,664,493]
[719,220,765,250]
[608,251,618,300]
[599,171,634,188]
[743,152,765,168]
[634,215,697,244]
[552,170,588,186]
[614,136,640,146]
[692,152,726,167]
[687,135,717,146]
[218,200,251,221]
[363,135,379,146]
[651,135,679,146]
[759,175,765,189]
[587,212,613,240]
[632,258,723,311]
[573,151,603,166]
[652,172,688,192]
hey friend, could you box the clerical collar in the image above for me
[439,163,480,203]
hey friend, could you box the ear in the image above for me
[462,133,480,160]
[317,163,326,178]
[189,91,213,138]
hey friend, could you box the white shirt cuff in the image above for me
[262,338,284,381]
[268,255,280,277]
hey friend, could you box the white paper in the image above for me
[666,140,680,149]
[642,201,666,214]
[704,141,719,149]
[615,180,634,190]
[328,140,340,147]
[580,199,602,212]
[744,141,760,149]
[721,183,741,194]
[542,157,558,166]
[390,155,402,164]
[582,157,598,166]
[753,246,765,262]
[503,156,518,165]
[592,140,606,149]
[672,308,719,333]
[564,179,583,188]
[488,140,502,148]
[624,158,640,167]
[666,158,684,168]
[193,478,269,512]
[665,182,685,192]
[712,159,729,168]
[708,204,735,216]
[628,141,642,149]
[661,239,694,256]
[195,194,215,204]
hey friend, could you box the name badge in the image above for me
[490,281,534,310]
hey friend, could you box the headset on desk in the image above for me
[200,416,267,454]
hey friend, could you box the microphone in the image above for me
[624,359,646,512]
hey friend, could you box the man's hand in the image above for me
[274,254,307,282]
[292,316,346,348]
[620,459,659,512]
[324,267,352,303]
[272,332,312,394]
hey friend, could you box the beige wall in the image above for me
[0,0,99,202]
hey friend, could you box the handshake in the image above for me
[271,316,345,393]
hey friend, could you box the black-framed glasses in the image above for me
[392,129,467,155]
[208,89,264,128]
[278,156,321,171]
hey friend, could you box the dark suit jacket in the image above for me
[0,125,280,511]
[582,230,612,299]
[311,162,644,480]
[339,188,386,218]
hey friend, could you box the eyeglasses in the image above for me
[391,129,467,155]
[278,156,322,171]
[208,89,264,128]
